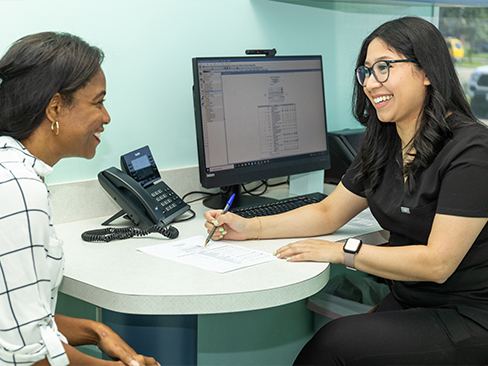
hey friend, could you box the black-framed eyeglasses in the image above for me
[356,59,414,87]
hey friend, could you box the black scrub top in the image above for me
[342,114,488,328]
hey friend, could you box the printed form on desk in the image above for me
[137,235,277,273]
[343,208,379,230]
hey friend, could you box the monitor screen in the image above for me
[192,55,330,208]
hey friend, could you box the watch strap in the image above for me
[344,252,357,271]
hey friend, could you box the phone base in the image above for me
[101,209,127,226]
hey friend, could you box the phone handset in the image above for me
[98,166,165,228]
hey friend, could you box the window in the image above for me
[438,7,488,120]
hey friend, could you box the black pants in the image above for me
[294,293,488,365]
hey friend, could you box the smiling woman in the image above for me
[24,69,111,165]
[203,17,488,366]
[0,32,158,366]
[360,38,431,142]
[0,33,111,166]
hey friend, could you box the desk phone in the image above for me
[98,146,190,230]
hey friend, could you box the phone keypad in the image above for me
[148,185,184,213]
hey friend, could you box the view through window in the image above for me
[438,7,488,123]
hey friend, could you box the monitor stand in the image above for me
[203,184,276,209]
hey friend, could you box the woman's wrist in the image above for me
[255,217,262,240]
[55,314,101,347]
[75,318,108,347]
[92,321,113,346]
[249,217,262,240]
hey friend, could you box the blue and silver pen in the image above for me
[205,193,236,246]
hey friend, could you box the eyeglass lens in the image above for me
[356,61,390,86]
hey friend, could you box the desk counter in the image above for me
[54,181,385,365]
[57,199,381,316]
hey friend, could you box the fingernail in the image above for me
[276,253,281,258]
[222,231,227,235]
[287,257,291,261]
[273,251,277,255]
[212,220,219,226]
[219,235,223,238]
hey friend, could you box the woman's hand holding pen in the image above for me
[203,211,258,241]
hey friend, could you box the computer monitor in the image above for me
[192,55,331,209]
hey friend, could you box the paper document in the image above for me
[343,208,379,229]
[137,235,277,273]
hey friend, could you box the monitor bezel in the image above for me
[192,55,331,205]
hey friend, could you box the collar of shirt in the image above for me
[0,136,53,177]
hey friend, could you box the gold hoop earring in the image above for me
[51,121,59,136]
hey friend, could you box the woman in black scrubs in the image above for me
[204,16,488,365]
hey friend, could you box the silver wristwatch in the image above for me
[343,238,363,271]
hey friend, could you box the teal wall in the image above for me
[38,0,434,364]
[0,0,432,185]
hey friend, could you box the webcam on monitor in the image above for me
[245,48,277,57]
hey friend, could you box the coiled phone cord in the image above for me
[81,222,179,243]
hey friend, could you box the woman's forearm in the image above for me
[254,183,369,240]
[55,313,101,347]
[254,202,333,239]
[33,342,116,366]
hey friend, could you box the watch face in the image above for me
[344,238,362,253]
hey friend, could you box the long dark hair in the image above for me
[352,17,477,194]
[0,32,104,140]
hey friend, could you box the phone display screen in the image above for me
[132,155,154,181]
[121,146,161,188]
